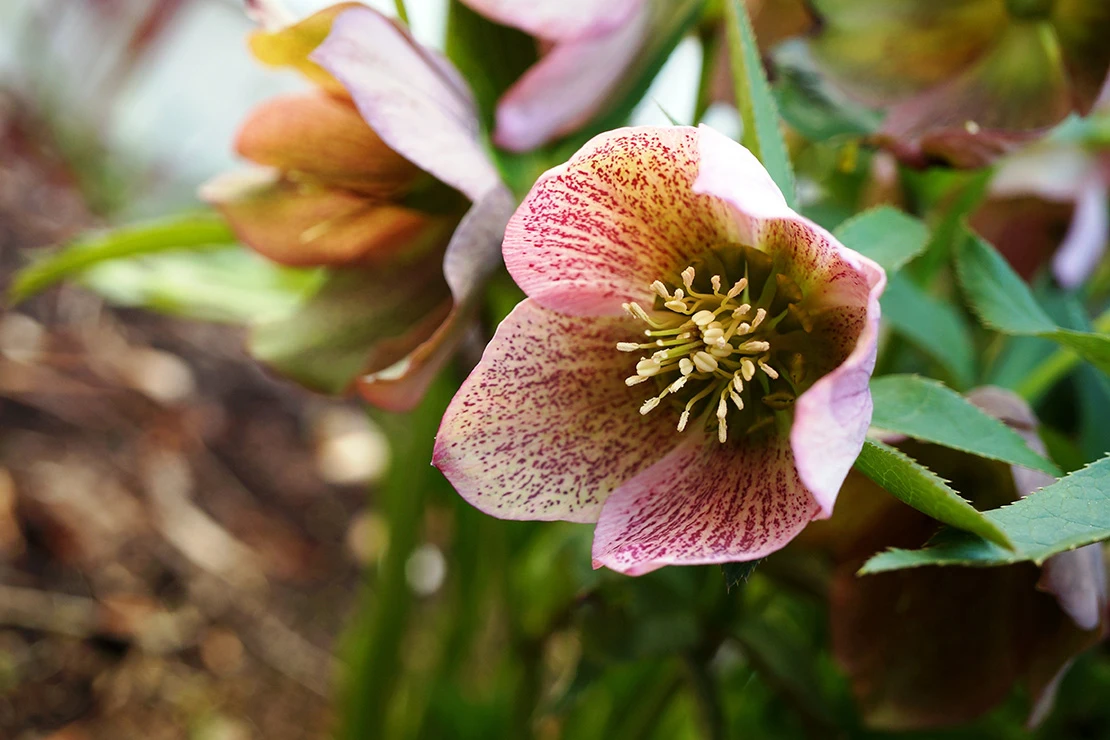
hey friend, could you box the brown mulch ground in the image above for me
[0,91,375,740]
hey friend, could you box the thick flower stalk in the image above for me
[203,3,511,409]
[434,125,885,574]
[806,387,1107,729]
[808,0,1110,166]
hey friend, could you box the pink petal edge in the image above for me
[459,0,640,41]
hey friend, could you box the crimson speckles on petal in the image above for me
[435,124,885,575]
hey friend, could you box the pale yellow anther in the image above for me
[625,375,650,386]
[640,397,661,415]
[716,395,728,419]
[732,303,751,318]
[732,375,744,393]
[741,358,756,381]
[730,391,745,411]
[759,360,779,379]
[717,417,728,444]
[751,308,767,329]
[617,342,641,352]
[677,410,690,432]
[735,322,751,335]
[711,275,722,293]
[625,301,652,322]
[679,358,694,376]
[681,267,696,290]
[726,278,748,299]
[709,346,733,358]
[702,326,725,344]
[651,280,671,299]
[636,358,662,376]
[664,300,688,313]
[692,310,716,327]
[668,376,688,393]
[738,340,771,353]
[693,351,719,373]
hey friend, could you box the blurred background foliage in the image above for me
[3,1,1110,739]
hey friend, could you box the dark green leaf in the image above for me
[722,0,795,205]
[832,206,929,274]
[9,212,235,304]
[853,440,1013,550]
[957,230,1110,378]
[881,274,976,389]
[869,375,1059,476]
[722,560,760,591]
[862,455,1110,572]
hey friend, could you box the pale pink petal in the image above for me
[359,187,515,411]
[460,0,639,40]
[1054,179,1109,289]
[1039,547,1108,633]
[591,434,822,575]
[433,299,684,522]
[245,0,294,30]
[311,6,500,201]
[493,5,649,152]
[990,145,1091,202]
[503,126,740,316]
[691,123,793,225]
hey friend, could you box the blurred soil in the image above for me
[0,92,380,740]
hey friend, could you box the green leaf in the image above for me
[957,230,1110,377]
[81,248,323,324]
[869,375,1060,476]
[9,212,236,304]
[722,0,795,206]
[853,440,1013,550]
[771,41,881,142]
[881,273,976,389]
[832,206,930,274]
[722,560,760,591]
[862,455,1110,573]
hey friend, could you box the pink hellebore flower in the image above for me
[460,0,650,152]
[204,4,511,409]
[434,125,886,575]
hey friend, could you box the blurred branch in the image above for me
[683,651,727,740]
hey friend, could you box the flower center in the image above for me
[619,246,812,443]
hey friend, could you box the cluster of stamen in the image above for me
[619,264,807,443]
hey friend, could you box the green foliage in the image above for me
[869,375,1059,475]
[721,560,760,591]
[9,213,236,304]
[721,0,795,205]
[853,440,1013,549]
[832,206,930,274]
[862,455,1110,573]
[957,230,1110,378]
[881,274,977,389]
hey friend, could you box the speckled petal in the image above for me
[460,0,639,40]
[201,169,453,267]
[503,126,740,316]
[235,92,421,198]
[359,187,515,411]
[433,298,683,523]
[311,6,500,202]
[493,6,649,152]
[591,434,822,575]
[1053,179,1108,289]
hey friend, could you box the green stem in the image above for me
[694,27,720,125]
[1017,308,1110,402]
[393,0,410,24]
[608,665,684,740]
[337,374,454,740]
[683,652,727,740]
